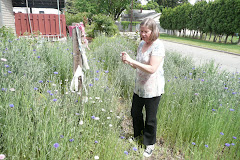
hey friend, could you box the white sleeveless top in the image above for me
[134,39,165,98]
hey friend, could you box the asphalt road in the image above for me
[162,40,240,73]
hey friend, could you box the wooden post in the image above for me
[72,27,83,93]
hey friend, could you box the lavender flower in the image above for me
[4,65,9,68]
[54,72,58,74]
[133,147,137,151]
[212,109,216,111]
[105,70,109,73]
[233,136,237,139]
[60,135,64,138]
[205,144,208,148]
[9,104,14,108]
[39,80,43,83]
[69,138,74,142]
[225,143,230,147]
[53,99,57,102]
[192,142,196,145]
[34,87,38,90]
[89,84,93,87]
[8,71,12,73]
[53,143,59,148]
[95,140,98,143]
[220,132,224,135]
[124,151,128,155]
[230,108,235,111]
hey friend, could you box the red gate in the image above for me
[15,13,67,37]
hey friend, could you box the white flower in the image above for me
[101,108,106,112]
[52,84,56,87]
[94,156,99,159]
[116,116,120,119]
[95,117,100,120]
[79,120,84,125]
[99,100,103,103]
[109,124,113,127]
[89,97,93,99]
[110,110,113,113]
[95,97,100,100]
[9,88,15,92]
[0,154,6,159]
[92,101,96,104]
[65,79,68,82]
[65,92,69,94]
[107,117,111,120]
[1,58,7,62]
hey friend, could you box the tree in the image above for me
[154,0,189,8]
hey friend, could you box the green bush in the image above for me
[91,14,119,37]
[0,26,15,42]
[65,12,90,26]
[121,21,140,31]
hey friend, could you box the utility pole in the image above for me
[130,0,133,32]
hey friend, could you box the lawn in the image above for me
[159,33,240,55]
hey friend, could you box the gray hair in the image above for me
[140,18,159,41]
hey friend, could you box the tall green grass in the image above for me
[0,33,239,159]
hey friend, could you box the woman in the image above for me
[121,18,165,157]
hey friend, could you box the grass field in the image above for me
[1,31,239,159]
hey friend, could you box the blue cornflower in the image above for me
[231,143,235,146]
[212,109,216,111]
[220,132,224,135]
[133,147,137,151]
[9,104,14,108]
[89,84,93,87]
[47,90,51,93]
[69,138,74,142]
[60,135,64,138]
[50,93,53,96]
[95,140,98,143]
[120,136,125,139]
[2,88,6,91]
[105,70,109,73]
[189,73,192,75]
[34,87,38,90]
[224,87,228,90]
[124,151,128,155]
[53,99,57,102]
[39,80,43,83]
[230,108,235,111]
[4,65,9,68]
[8,71,12,73]
[192,142,196,145]
[233,136,237,139]
[53,143,59,148]
[96,70,99,73]
[225,143,230,147]
[37,56,40,58]
[54,72,58,74]
[91,116,95,119]
[201,79,205,82]
[205,144,208,148]
[95,78,99,81]
[232,92,236,95]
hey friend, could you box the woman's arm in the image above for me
[122,52,163,74]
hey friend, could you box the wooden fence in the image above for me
[15,13,67,37]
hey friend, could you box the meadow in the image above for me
[0,31,239,159]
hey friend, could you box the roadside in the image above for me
[161,40,240,73]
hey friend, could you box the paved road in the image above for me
[162,40,240,73]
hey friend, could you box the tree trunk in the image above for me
[224,34,229,44]
[209,32,212,41]
[213,34,217,42]
[205,33,208,40]
[230,35,233,43]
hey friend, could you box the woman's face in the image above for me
[140,26,152,44]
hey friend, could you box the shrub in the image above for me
[91,14,119,37]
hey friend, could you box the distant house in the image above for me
[118,9,165,33]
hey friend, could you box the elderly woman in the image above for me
[121,18,165,158]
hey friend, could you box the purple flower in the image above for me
[50,93,53,96]
[4,64,9,68]
[225,143,230,147]
[95,78,99,81]
[192,142,196,145]
[75,100,78,103]
[194,93,199,96]
[91,116,95,119]
[124,151,128,155]
[34,87,38,90]
[9,104,14,108]
[205,144,208,148]
[37,56,40,58]
[54,72,58,74]
[60,135,64,138]
[53,99,57,102]
[120,136,125,139]
[105,70,109,73]
[212,109,216,111]
[233,136,237,139]
[8,71,12,73]
[189,73,192,75]
[224,87,228,90]
[53,143,59,148]
[96,70,99,73]
[2,88,6,91]
[95,140,98,143]
[39,80,43,83]
[89,84,93,87]
[220,132,224,135]
[201,79,205,82]
[133,147,137,151]
[47,90,51,93]
[69,138,74,142]
[230,108,235,111]
[232,92,236,95]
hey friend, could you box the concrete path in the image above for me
[162,40,240,73]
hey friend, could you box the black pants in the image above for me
[131,93,161,145]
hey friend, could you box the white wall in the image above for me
[0,0,15,33]
[13,7,59,14]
